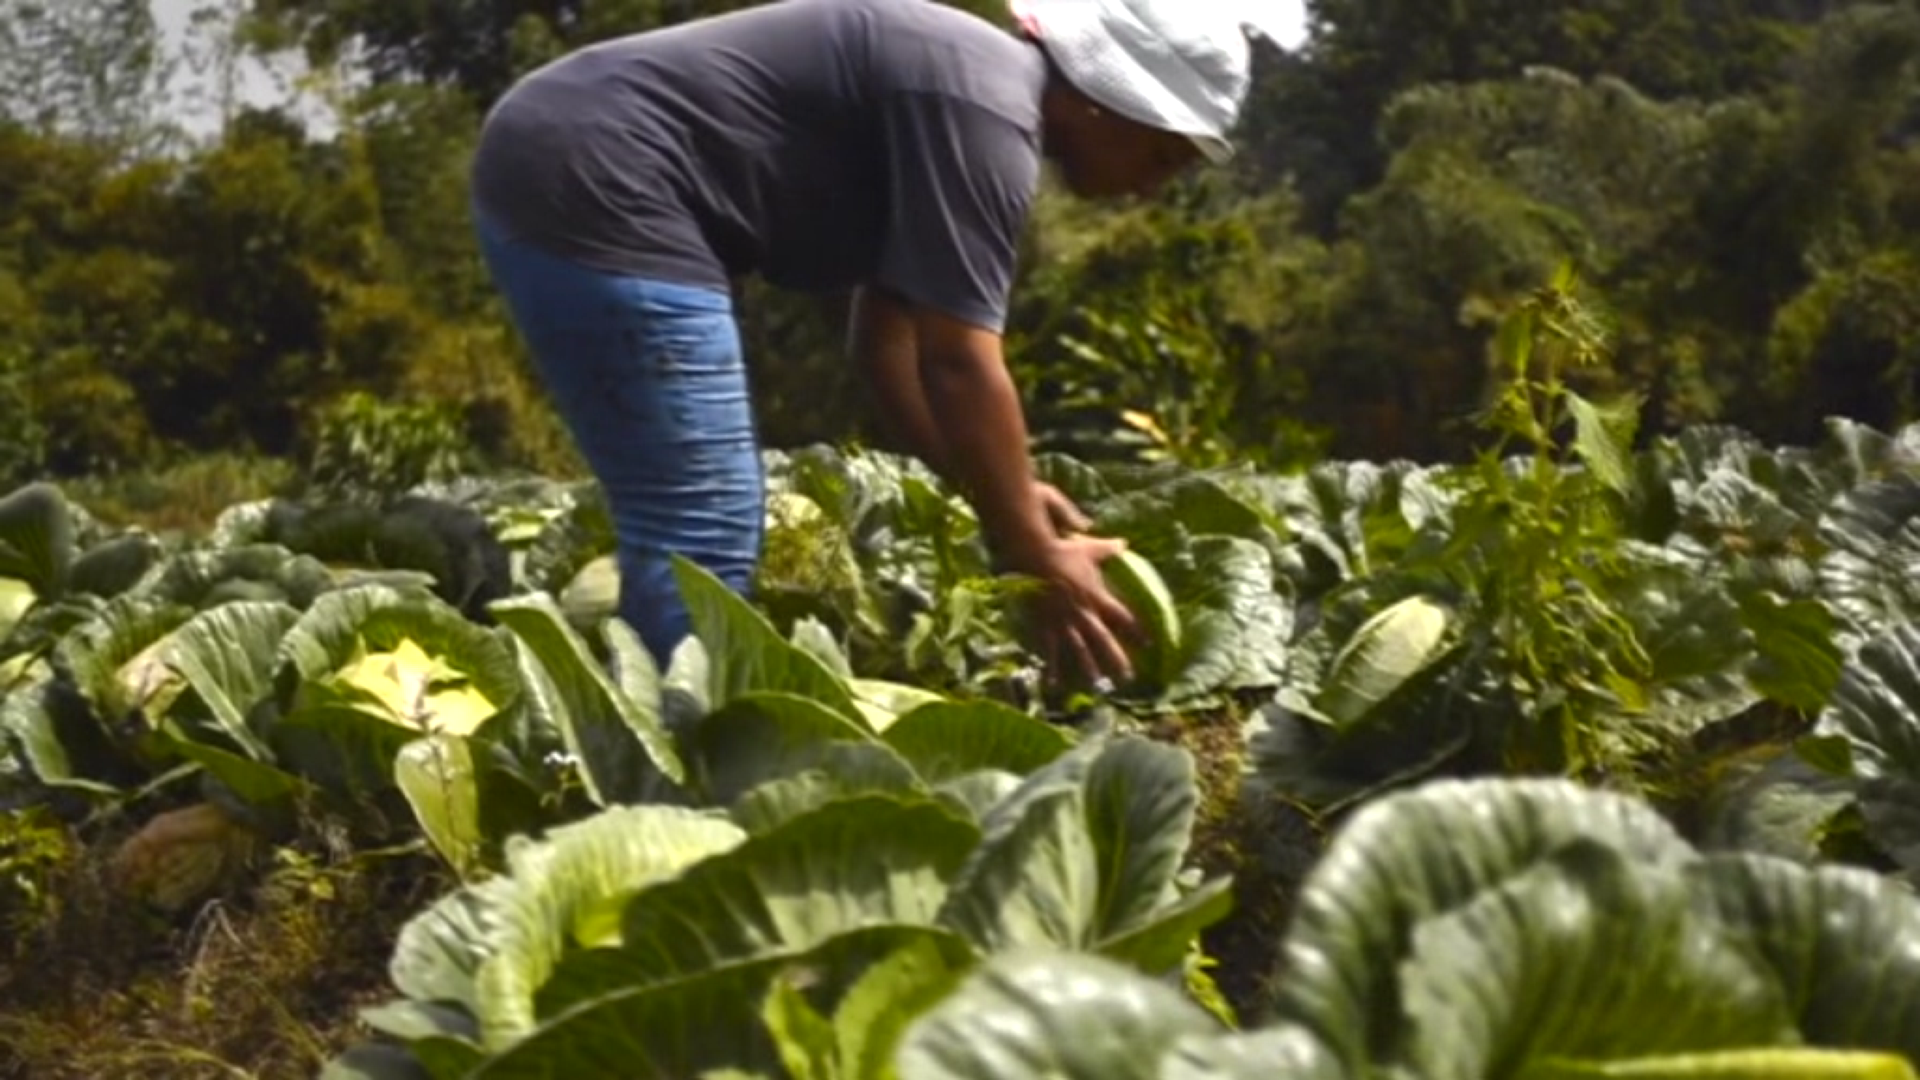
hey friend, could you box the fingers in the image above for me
[1038,611,1132,690]
[1063,625,1101,688]
[1056,497,1091,533]
[1023,530,1144,691]
[1034,483,1090,532]
[1039,622,1062,677]
[1077,609,1134,685]
[1059,596,1135,687]
[1040,486,1092,535]
[1092,586,1142,643]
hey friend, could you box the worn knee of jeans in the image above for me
[474,216,764,669]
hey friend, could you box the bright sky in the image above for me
[149,0,319,138]
[149,0,1310,138]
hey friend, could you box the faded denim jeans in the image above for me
[475,212,764,669]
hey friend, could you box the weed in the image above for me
[0,809,449,1080]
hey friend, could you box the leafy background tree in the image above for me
[2,0,1918,521]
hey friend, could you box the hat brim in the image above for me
[1027,6,1237,163]
[1189,132,1234,164]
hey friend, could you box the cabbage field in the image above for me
[6,294,1920,1077]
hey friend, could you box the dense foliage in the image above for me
[7,281,1920,1074]
[7,0,1920,1074]
[3,0,1919,487]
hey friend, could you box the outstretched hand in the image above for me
[1022,533,1140,689]
[1020,482,1139,688]
[1035,481,1091,535]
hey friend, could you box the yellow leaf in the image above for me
[333,636,497,736]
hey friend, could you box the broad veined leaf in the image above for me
[881,700,1075,784]
[319,1041,437,1080]
[1270,777,1699,1072]
[1093,474,1282,563]
[159,599,301,760]
[616,794,980,982]
[935,741,1102,953]
[1159,1024,1346,1080]
[1397,841,1797,1080]
[0,482,75,598]
[357,999,480,1046]
[1689,853,1920,1061]
[477,958,784,1078]
[661,632,714,727]
[1696,751,1857,865]
[1309,594,1453,729]
[139,542,334,612]
[1619,563,1760,736]
[1081,737,1198,936]
[822,935,971,1080]
[57,593,195,726]
[1270,458,1424,586]
[519,482,615,599]
[492,592,686,800]
[1813,621,1920,781]
[477,928,972,1080]
[1817,478,1920,640]
[0,665,130,793]
[396,735,486,880]
[1395,468,1458,537]
[1163,536,1293,701]
[729,742,927,835]
[762,491,867,600]
[1818,417,1920,490]
[170,737,308,813]
[1095,876,1235,976]
[1032,453,1115,509]
[331,637,499,735]
[558,554,619,632]
[389,878,516,1015]
[270,696,430,799]
[408,1031,490,1079]
[1854,776,1920,881]
[473,803,748,1050]
[278,584,521,725]
[762,934,970,1080]
[1737,589,1843,713]
[763,975,840,1080]
[1566,389,1641,498]
[847,677,945,734]
[688,691,883,806]
[195,495,272,547]
[789,614,854,679]
[672,555,862,723]
[933,770,1024,823]
[1243,639,1476,817]
[1,577,37,644]
[601,617,664,725]
[893,950,1225,1080]
[68,531,164,600]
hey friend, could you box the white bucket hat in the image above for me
[1011,0,1289,163]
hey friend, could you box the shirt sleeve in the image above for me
[874,92,1042,334]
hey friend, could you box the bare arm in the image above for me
[850,285,1057,571]
[850,284,959,485]
[853,284,1094,551]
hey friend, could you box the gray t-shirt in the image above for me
[470,0,1049,333]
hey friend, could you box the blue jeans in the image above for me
[474,214,764,669]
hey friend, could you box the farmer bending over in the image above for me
[469,0,1279,687]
